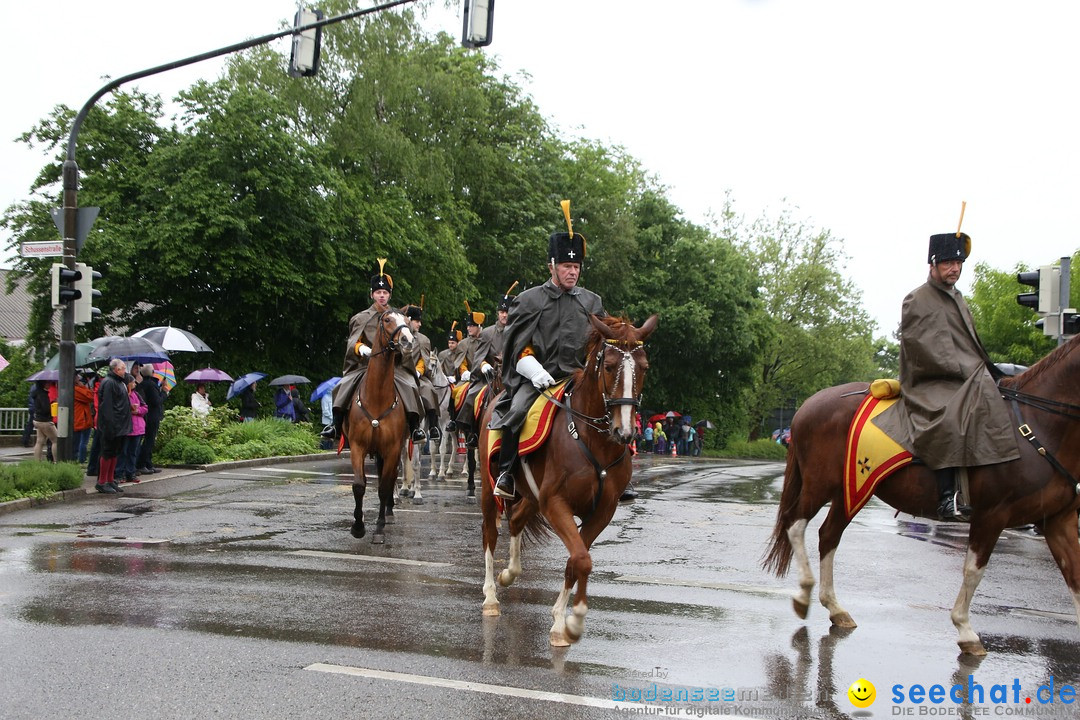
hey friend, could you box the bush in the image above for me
[0,461,85,502]
[155,409,320,465]
[715,438,789,461]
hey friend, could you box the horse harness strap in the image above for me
[1005,392,1080,496]
[567,417,629,525]
[355,392,399,428]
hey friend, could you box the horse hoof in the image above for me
[437,475,446,482]
[350,522,366,539]
[958,640,987,656]
[406,490,415,499]
[549,631,570,648]
[372,533,385,545]
[482,603,501,617]
[384,515,395,525]
[412,496,424,505]
[792,598,810,620]
[398,487,409,498]
[830,612,857,629]
[497,570,516,587]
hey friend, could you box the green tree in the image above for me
[967,261,1056,366]
[735,203,879,440]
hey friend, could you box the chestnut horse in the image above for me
[344,309,413,545]
[479,314,658,646]
[763,333,1080,655]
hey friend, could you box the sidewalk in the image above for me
[0,444,350,518]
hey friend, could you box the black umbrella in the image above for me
[88,336,169,364]
[269,374,311,386]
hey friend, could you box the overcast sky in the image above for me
[3,0,1078,334]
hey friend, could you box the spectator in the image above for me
[136,365,164,474]
[653,422,667,455]
[274,386,296,421]
[118,374,147,483]
[96,359,132,494]
[32,380,57,462]
[191,383,212,417]
[290,387,310,423]
[642,423,654,453]
[73,373,96,464]
[86,373,102,476]
[239,381,260,421]
[21,384,35,448]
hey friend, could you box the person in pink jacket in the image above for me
[118,374,147,483]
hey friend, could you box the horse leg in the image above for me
[1041,509,1080,630]
[545,496,593,646]
[817,502,856,628]
[350,479,366,540]
[466,446,476,497]
[481,484,501,616]
[398,443,412,498]
[411,443,424,504]
[787,519,815,620]
[372,455,389,544]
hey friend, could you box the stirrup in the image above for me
[411,428,426,442]
[494,471,516,499]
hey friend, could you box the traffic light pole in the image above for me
[1059,256,1071,347]
[55,0,419,460]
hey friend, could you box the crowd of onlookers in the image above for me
[24,361,166,482]
[636,415,704,456]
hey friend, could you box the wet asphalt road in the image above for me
[1,454,1079,720]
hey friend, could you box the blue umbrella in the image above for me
[310,376,342,402]
[226,372,267,400]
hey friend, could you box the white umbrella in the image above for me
[133,326,213,353]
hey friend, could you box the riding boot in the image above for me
[425,409,441,442]
[494,431,520,499]
[936,467,970,519]
[322,408,342,439]
[408,412,426,442]
[459,420,478,448]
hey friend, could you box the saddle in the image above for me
[485,380,571,471]
[843,380,913,519]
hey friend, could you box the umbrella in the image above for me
[310,376,342,402]
[665,411,682,418]
[44,342,100,370]
[88,335,169,364]
[695,419,716,430]
[26,369,60,382]
[268,374,310,386]
[226,371,268,400]
[149,361,177,393]
[647,413,667,424]
[184,367,234,383]
[132,326,213,353]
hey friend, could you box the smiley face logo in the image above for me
[847,678,876,708]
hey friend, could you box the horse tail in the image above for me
[521,512,553,545]
[761,448,803,578]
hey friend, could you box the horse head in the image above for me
[584,313,659,445]
[374,309,413,356]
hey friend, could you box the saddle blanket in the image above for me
[487,380,570,467]
[451,381,469,413]
[844,393,913,520]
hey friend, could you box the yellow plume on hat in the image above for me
[504,280,519,297]
[420,293,425,310]
[559,199,585,257]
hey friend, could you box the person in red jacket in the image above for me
[73,372,95,464]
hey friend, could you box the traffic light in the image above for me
[462,0,494,48]
[74,262,101,325]
[289,8,323,78]
[1064,313,1080,337]
[50,263,82,308]
[1016,265,1059,314]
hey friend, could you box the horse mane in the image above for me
[1002,333,1080,390]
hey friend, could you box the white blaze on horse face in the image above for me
[618,351,634,436]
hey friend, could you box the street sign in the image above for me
[20,241,65,258]
[49,206,99,252]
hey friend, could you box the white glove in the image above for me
[358,345,371,358]
[460,370,472,382]
[516,355,555,390]
[481,362,494,379]
[447,375,456,384]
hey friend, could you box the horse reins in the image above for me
[999,386,1080,496]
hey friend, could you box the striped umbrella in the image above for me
[150,360,177,392]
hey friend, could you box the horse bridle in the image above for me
[999,385,1080,496]
[544,340,646,433]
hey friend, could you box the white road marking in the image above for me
[615,574,792,597]
[289,550,451,567]
[304,663,756,717]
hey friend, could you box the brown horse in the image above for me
[479,314,658,646]
[763,333,1080,655]
[344,309,414,545]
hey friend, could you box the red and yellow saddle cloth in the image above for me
[844,383,913,520]
[486,380,570,467]
[451,381,470,414]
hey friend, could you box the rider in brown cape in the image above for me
[872,231,1020,519]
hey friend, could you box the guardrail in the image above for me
[0,408,30,434]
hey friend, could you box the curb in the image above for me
[0,450,349,519]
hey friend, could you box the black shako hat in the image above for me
[447,321,462,342]
[548,199,586,266]
[404,305,422,321]
[370,257,393,293]
[928,233,971,265]
[497,280,519,312]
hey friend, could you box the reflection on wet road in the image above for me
[2,456,1078,719]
